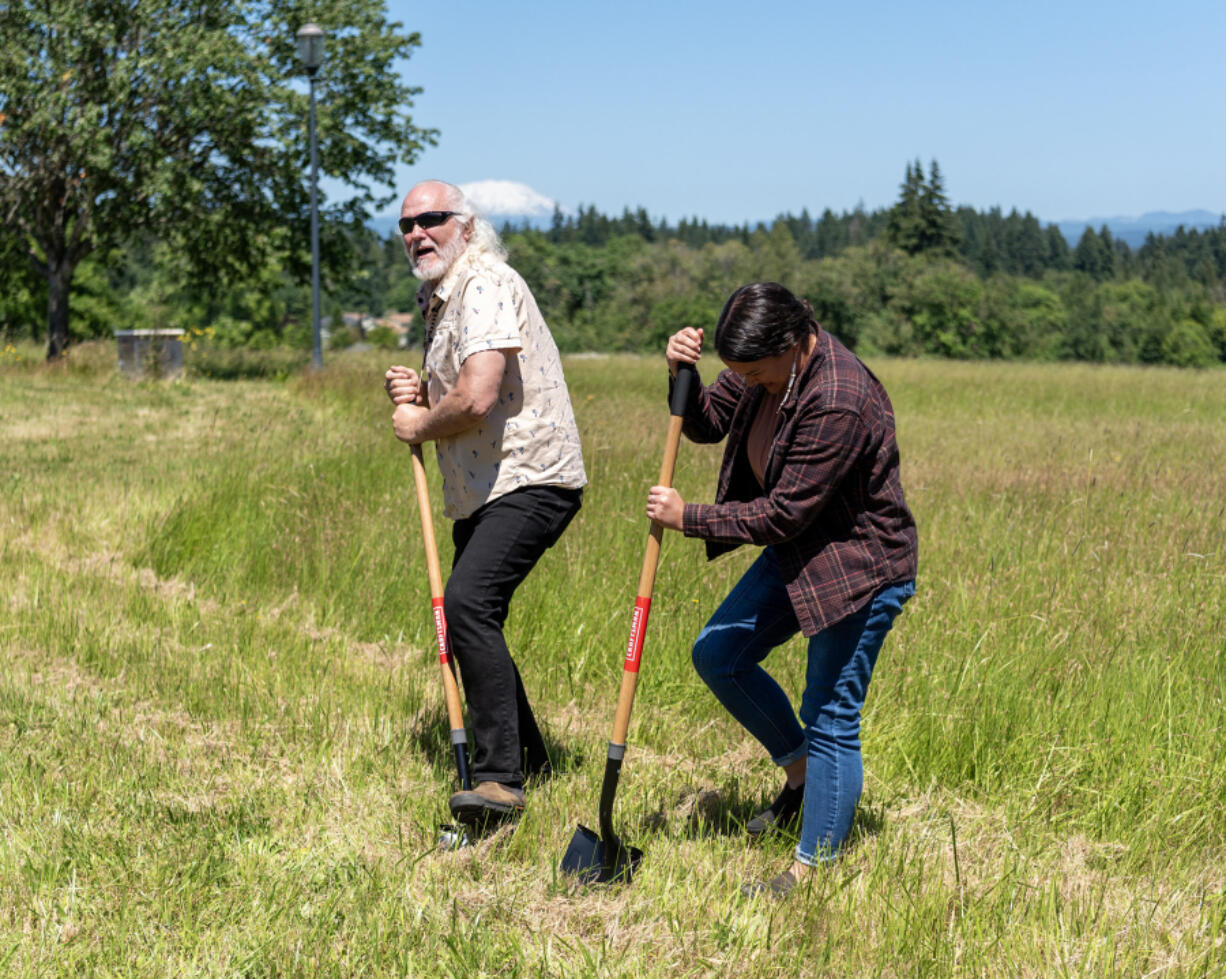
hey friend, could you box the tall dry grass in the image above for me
[1,346,1222,976]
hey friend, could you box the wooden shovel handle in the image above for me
[410,444,467,735]
[609,364,694,745]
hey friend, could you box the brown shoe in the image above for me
[448,781,526,826]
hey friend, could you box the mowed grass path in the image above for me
[1,345,1223,976]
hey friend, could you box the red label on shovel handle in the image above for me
[624,596,651,673]
[431,596,450,664]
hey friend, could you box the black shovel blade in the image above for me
[561,823,643,885]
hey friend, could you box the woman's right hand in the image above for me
[666,327,703,377]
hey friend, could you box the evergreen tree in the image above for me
[919,160,960,255]
[1012,212,1047,278]
[1098,226,1120,279]
[1045,225,1072,271]
[887,160,926,254]
[576,204,604,246]
[888,159,959,256]
[814,208,846,258]
[1073,227,1112,281]
[635,206,655,242]
[549,204,566,243]
[847,201,871,246]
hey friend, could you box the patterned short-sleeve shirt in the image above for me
[417,251,587,520]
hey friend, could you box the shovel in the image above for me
[561,363,695,884]
[409,443,472,846]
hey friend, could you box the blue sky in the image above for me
[366,0,1226,227]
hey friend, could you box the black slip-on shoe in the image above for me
[741,869,799,899]
[746,781,804,837]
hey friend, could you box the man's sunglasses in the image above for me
[398,211,460,235]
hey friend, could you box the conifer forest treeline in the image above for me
[4,161,1225,368]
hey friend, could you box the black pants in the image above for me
[446,484,582,787]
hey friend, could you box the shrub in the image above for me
[366,325,400,350]
[186,345,309,380]
[329,324,363,350]
[1161,319,1217,368]
[1205,308,1226,362]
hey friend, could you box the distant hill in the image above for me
[1055,210,1224,249]
[367,204,1226,250]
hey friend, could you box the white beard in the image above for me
[410,231,468,281]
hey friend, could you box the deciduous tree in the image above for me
[0,0,434,359]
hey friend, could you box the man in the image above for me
[385,180,586,827]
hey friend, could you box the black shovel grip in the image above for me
[669,362,696,417]
[454,742,472,791]
[598,755,623,833]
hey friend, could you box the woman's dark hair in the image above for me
[712,282,814,361]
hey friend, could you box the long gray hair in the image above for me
[436,181,508,264]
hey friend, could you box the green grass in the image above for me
[1,343,1223,976]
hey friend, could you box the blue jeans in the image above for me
[691,548,914,865]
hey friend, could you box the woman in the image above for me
[646,282,918,897]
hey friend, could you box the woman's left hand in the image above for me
[646,485,685,530]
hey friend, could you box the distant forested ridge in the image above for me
[495,162,1225,366]
[3,160,1223,367]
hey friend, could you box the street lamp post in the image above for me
[296,23,325,370]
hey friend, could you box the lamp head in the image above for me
[295,23,325,74]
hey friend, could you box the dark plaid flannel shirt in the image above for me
[677,327,917,637]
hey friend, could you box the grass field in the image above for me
[2,342,1223,976]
